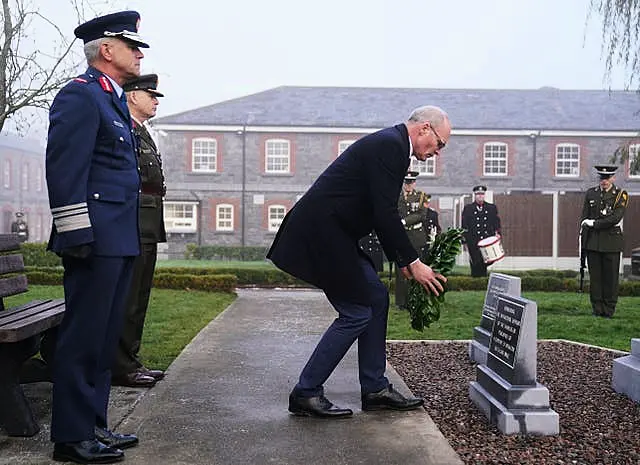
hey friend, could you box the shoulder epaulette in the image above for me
[73,77,88,83]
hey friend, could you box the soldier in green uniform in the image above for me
[112,74,167,387]
[580,165,629,318]
[395,170,428,308]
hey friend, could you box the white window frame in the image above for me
[410,157,436,176]
[629,144,640,179]
[2,160,10,189]
[268,205,287,232]
[337,139,356,156]
[21,161,29,190]
[555,143,580,177]
[164,201,198,233]
[265,139,291,174]
[191,138,218,173]
[35,164,43,192]
[216,204,234,232]
[483,142,508,176]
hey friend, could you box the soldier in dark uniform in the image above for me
[421,195,441,256]
[10,211,29,242]
[111,74,167,388]
[45,11,147,464]
[395,170,428,308]
[580,165,628,318]
[461,185,501,277]
[358,231,384,272]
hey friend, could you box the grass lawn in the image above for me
[156,259,275,269]
[4,285,236,370]
[387,290,640,352]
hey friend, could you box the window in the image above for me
[483,142,507,176]
[555,144,580,177]
[35,164,43,192]
[265,139,290,173]
[164,202,197,233]
[629,144,640,178]
[2,160,10,189]
[21,162,29,190]
[268,205,286,232]
[35,214,43,242]
[192,138,217,172]
[338,140,356,156]
[410,157,436,176]
[216,204,234,231]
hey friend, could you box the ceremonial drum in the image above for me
[477,235,505,264]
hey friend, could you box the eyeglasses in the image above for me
[429,125,446,150]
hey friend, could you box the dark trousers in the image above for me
[112,243,158,376]
[468,245,488,277]
[587,251,621,317]
[51,255,134,443]
[294,257,390,397]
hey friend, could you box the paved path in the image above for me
[0,288,463,465]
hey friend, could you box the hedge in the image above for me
[19,243,62,267]
[185,244,269,261]
[22,266,640,296]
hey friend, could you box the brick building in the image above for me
[0,133,51,242]
[153,86,640,266]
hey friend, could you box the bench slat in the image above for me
[0,254,25,275]
[0,300,59,325]
[0,234,21,253]
[0,300,65,343]
[0,275,28,299]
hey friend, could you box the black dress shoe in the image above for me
[362,384,424,411]
[138,366,165,380]
[53,439,124,464]
[112,371,156,387]
[288,393,353,418]
[95,426,139,449]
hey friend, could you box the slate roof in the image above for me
[154,86,640,131]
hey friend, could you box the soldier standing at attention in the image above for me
[358,231,384,273]
[10,211,29,242]
[395,170,428,309]
[111,74,167,388]
[45,11,147,464]
[421,194,441,256]
[461,185,501,277]
[580,165,628,318]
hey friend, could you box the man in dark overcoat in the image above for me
[45,11,147,464]
[461,185,501,277]
[268,106,450,418]
[580,165,628,317]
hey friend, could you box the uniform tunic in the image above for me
[395,189,428,308]
[580,184,628,317]
[461,201,501,277]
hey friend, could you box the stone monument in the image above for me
[469,272,521,364]
[469,294,559,435]
[612,338,640,403]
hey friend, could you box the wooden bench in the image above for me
[0,233,65,437]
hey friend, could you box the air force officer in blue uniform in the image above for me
[45,11,148,464]
[268,106,451,418]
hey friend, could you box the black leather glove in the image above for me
[60,244,93,259]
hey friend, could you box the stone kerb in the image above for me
[469,272,521,365]
[612,338,640,403]
[469,294,559,435]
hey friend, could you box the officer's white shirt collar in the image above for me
[103,74,124,98]
[408,134,413,159]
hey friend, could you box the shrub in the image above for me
[184,244,269,261]
[19,243,62,267]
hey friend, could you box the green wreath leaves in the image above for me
[407,228,465,331]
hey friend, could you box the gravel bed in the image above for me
[387,340,640,465]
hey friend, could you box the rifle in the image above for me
[579,226,587,292]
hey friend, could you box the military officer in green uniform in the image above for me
[580,165,628,318]
[395,170,428,308]
[112,74,167,387]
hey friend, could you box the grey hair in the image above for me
[407,105,449,126]
[83,38,109,64]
